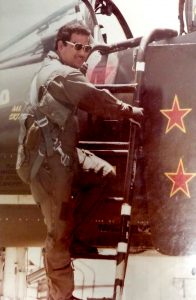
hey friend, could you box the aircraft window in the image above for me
[184,0,196,32]
[191,0,196,24]
[95,14,127,44]
[77,1,98,37]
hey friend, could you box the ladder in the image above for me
[87,28,177,300]
[111,28,178,300]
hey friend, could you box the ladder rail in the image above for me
[112,28,178,300]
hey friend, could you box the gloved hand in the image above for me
[132,106,144,121]
[121,102,143,122]
[120,102,143,121]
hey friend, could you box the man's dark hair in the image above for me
[55,23,91,50]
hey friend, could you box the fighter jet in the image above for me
[1,0,196,299]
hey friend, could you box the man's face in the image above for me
[57,33,90,69]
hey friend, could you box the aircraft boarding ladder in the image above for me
[85,28,177,300]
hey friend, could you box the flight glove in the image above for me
[120,102,143,121]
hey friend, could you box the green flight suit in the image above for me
[19,51,135,300]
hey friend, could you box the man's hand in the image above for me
[120,102,143,122]
[132,106,144,121]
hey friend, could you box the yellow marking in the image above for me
[165,159,196,198]
[9,113,21,121]
[12,105,22,112]
[160,95,191,134]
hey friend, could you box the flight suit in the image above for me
[20,51,135,300]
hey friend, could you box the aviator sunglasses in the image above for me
[65,41,92,53]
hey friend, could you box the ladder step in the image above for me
[87,298,113,300]
[95,83,137,93]
[107,196,124,202]
[72,252,117,260]
[79,141,128,150]
[90,149,128,155]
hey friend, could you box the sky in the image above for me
[114,0,179,36]
[0,0,180,47]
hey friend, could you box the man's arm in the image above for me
[62,70,143,120]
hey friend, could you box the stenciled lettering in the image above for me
[0,89,10,105]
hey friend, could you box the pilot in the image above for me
[16,23,143,300]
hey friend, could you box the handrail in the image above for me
[113,28,178,300]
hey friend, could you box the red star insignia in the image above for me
[165,159,196,198]
[160,95,191,133]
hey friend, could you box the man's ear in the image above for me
[57,40,65,51]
